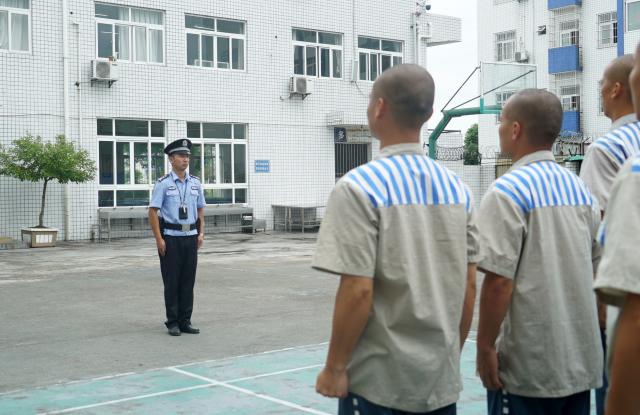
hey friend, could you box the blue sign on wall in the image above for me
[255,160,270,173]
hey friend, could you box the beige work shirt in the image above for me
[580,113,639,210]
[312,143,480,413]
[594,154,640,306]
[478,150,603,398]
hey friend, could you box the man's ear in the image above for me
[512,121,523,142]
[612,82,624,99]
[425,108,434,122]
[374,97,386,120]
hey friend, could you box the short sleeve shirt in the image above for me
[580,114,640,210]
[312,143,480,413]
[150,171,205,236]
[477,150,603,398]
[594,154,640,307]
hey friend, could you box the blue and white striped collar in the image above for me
[377,142,424,159]
[609,113,638,131]
[509,150,555,172]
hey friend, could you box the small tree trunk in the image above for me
[39,179,49,228]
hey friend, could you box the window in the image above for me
[0,0,30,52]
[97,119,166,207]
[185,15,245,70]
[495,31,515,62]
[186,122,247,204]
[598,12,618,48]
[95,3,164,63]
[335,143,370,179]
[495,90,515,123]
[628,0,640,31]
[293,29,342,78]
[559,19,579,47]
[560,85,580,111]
[358,36,403,82]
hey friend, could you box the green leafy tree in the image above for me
[0,134,96,228]
[464,123,480,166]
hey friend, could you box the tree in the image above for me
[464,123,480,165]
[0,135,96,228]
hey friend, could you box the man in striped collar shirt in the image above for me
[593,43,640,415]
[313,64,480,414]
[476,89,602,415]
[579,54,639,415]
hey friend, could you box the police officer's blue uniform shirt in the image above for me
[150,171,206,236]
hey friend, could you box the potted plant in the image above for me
[0,134,95,247]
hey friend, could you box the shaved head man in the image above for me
[313,64,480,414]
[580,55,640,415]
[477,89,603,415]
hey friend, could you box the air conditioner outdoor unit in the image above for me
[515,51,529,62]
[92,60,118,86]
[290,76,314,96]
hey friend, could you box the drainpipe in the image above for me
[62,0,71,240]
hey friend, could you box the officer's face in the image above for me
[169,153,190,171]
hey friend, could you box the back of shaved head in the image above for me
[604,54,635,102]
[503,89,563,146]
[372,64,435,130]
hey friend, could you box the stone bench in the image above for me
[98,206,257,242]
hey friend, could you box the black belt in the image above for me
[164,222,198,231]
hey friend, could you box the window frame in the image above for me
[94,3,165,65]
[357,36,404,82]
[97,119,167,207]
[598,11,618,48]
[560,85,581,112]
[184,14,246,71]
[495,30,516,62]
[186,122,248,205]
[558,19,580,47]
[628,0,640,32]
[292,28,343,79]
[0,1,31,54]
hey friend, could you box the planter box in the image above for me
[21,228,58,248]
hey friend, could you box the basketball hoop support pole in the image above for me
[428,105,501,159]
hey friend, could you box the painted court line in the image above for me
[169,367,331,415]
[40,384,217,414]
[37,364,327,415]
[224,363,324,384]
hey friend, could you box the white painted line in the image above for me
[169,367,331,415]
[1,342,329,397]
[225,364,323,383]
[175,341,329,369]
[39,384,216,414]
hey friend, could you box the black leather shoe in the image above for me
[168,326,181,336]
[180,324,200,334]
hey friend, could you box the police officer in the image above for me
[149,139,205,336]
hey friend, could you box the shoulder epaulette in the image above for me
[189,174,200,181]
[157,174,170,182]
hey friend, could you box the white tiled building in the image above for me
[477,0,640,154]
[0,0,460,241]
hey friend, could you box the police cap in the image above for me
[164,139,192,155]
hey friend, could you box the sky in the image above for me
[426,1,479,137]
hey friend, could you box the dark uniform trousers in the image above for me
[159,235,198,328]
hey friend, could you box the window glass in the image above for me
[320,48,330,77]
[134,26,147,62]
[203,123,231,139]
[293,29,316,42]
[393,56,402,66]
[306,46,317,76]
[150,143,165,181]
[149,29,163,63]
[116,190,149,206]
[190,144,202,179]
[185,15,215,31]
[134,143,149,184]
[234,144,246,183]
[98,190,114,207]
[202,35,214,67]
[359,53,367,80]
[381,54,391,72]
[186,33,200,65]
[381,40,402,52]
[115,119,148,137]
[97,23,113,58]
[97,119,113,135]
[150,121,164,137]
[115,25,130,60]
[10,12,27,51]
[294,46,305,75]
[99,141,114,184]
[218,19,244,34]
[116,142,131,184]
[204,189,232,204]
[234,124,246,140]
[220,144,232,184]
[232,38,244,70]
[0,12,8,50]
[333,49,342,78]
[203,144,216,184]
[319,32,341,45]
[217,36,230,68]
[187,122,201,138]
[630,2,640,31]
[235,188,246,204]
[131,8,162,25]
[370,54,378,81]
[358,37,379,50]
[95,3,128,20]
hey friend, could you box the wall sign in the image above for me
[334,127,347,143]
[255,160,270,173]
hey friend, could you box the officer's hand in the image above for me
[197,234,204,249]
[156,238,166,256]
[477,346,503,391]
[315,366,348,398]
